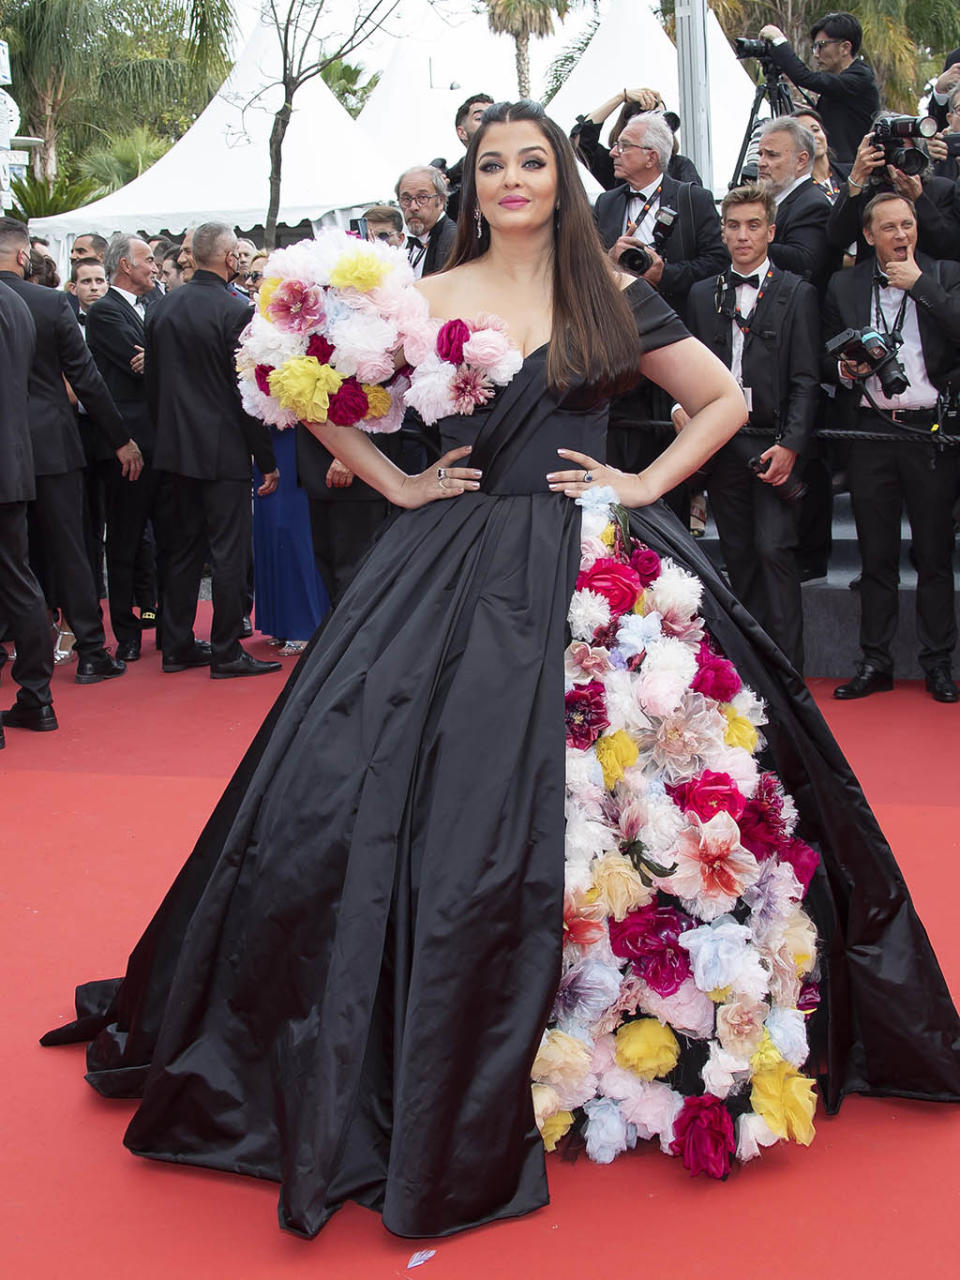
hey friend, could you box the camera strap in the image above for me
[872,274,908,346]
[732,268,774,335]
[625,182,662,237]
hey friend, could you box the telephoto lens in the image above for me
[734,37,770,59]
[619,245,653,275]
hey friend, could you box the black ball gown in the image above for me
[43,283,960,1238]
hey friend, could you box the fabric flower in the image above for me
[565,642,613,682]
[329,248,391,293]
[327,377,370,426]
[632,693,726,786]
[552,958,623,1030]
[403,351,456,424]
[576,557,642,617]
[595,730,639,790]
[567,588,612,642]
[254,363,274,395]
[702,1042,751,1099]
[266,279,326,333]
[736,1112,780,1163]
[692,654,742,703]
[679,916,764,994]
[637,977,716,1039]
[583,1097,636,1164]
[592,853,654,920]
[436,318,471,365]
[778,837,820,894]
[630,546,662,587]
[362,384,392,420]
[743,859,802,946]
[634,637,698,717]
[609,904,694,997]
[716,994,768,1059]
[667,770,746,823]
[257,276,283,316]
[722,704,759,753]
[532,1029,593,1091]
[462,326,512,367]
[539,1109,575,1152]
[565,680,609,750]
[670,812,761,920]
[765,1006,809,1068]
[268,357,343,422]
[306,333,336,363]
[750,1060,817,1145]
[615,1017,680,1080]
[450,365,495,414]
[670,1094,736,1178]
[615,612,662,661]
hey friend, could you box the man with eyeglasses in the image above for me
[756,13,879,164]
[363,205,406,249]
[395,166,456,279]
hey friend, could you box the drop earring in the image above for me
[475,205,483,239]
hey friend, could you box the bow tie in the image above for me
[731,273,760,289]
[407,236,422,250]
[627,190,648,199]
[77,312,87,326]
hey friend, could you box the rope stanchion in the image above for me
[625,420,960,446]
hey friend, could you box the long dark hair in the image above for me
[445,100,643,400]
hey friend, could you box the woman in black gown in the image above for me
[44,102,960,1240]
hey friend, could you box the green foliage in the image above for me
[541,14,598,104]
[319,58,380,119]
[485,0,575,96]
[76,125,171,191]
[10,170,103,219]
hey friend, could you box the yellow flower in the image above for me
[708,986,732,1003]
[749,1029,784,1072]
[539,1110,575,1152]
[615,1017,680,1080]
[531,1029,593,1090]
[599,523,616,547]
[721,704,758,753]
[363,384,392,419]
[257,276,282,318]
[268,357,343,423]
[633,590,647,615]
[784,907,817,976]
[592,852,653,920]
[329,250,391,293]
[595,729,639,790]
[750,1060,817,1145]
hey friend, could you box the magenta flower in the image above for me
[306,332,335,363]
[738,772,787,862]
[565,680,609,750]
[630,545,661,588]
[450,365,495,414]
[608,903,695,996]
[267,279,326,333]
[667,770,746,823]
[778,836,820,894]
[670,1094,736,1178]
[437,318,471,365]
[254,363,274,395]
[692,655,742,702]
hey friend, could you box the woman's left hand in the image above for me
[546,449,657,508]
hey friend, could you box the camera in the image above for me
[871,115,937,177]
[825,325,910,398]
[747,454,807,504]
[734,37,772,60]
[617,206,679,276]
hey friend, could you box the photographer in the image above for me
[827,128,960,263]
[571,89,702,190]
[926,86,960,182]
[683,183,820,673]
[756,13,879,163]
[823,192,960,702]
[926,48,960,132]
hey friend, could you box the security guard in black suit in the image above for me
[824,192,960,702]
[685,184,820,674]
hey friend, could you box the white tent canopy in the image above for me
[31,10,399,243]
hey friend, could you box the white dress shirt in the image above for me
[859,279,939,410]
[624,175,663,243]
[111,283,146,319]
[407,232,430,280]
[774,174,812,207]
[729,257,770,393]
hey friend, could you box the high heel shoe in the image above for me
[54,627,77,665]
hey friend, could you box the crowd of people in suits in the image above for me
[2,11,960,751]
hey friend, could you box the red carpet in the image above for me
[2,623,958,1280]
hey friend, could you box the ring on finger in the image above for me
[437,466,447,481]
[583,470,593,483]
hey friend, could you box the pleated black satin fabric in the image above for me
[42,285,960,1241]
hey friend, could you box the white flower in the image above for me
[616,611,662,660]
[736,1112,780,1163]
[565,748,606,797]
[403,351,456,424]
[603,668,649,735]
[328,310,398,380]
[238,312,308,368]
[679,916,759,993]
[567,589,611,641]
[239,379,297,427]
[583,1097,636,1164]
[579,506,611,542]
[636,794,685,861]
[576,484,619,515]
[646,559,703,620]
[780,790,799,836]
[564,805,618,867]
[486,344,524,385]
[702,1042,751,1098]
[764,1006,810,1067]
[705,744,759,797]
[731,685,767,726]
[744,859,802,948]
[635,636,698,717]
[619,1081,684,1153]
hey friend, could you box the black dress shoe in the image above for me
[162,642,213,673]
[1,702,59,731]
[116,640,141,662]
[925,668,959,703]
[210,650,282,679]
[833,664,894,700]
[240,615,254,639]
[75,651,126,684]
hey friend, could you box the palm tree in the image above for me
[485,0,572,99]
[77,125,171,192]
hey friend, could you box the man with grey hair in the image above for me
[86,234,161,660]
[396,165,456,278]
[146,220,281,679]
[757,117,832,285]
[595,112,726,317]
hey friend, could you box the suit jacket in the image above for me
[0,271,127,477]
[0,279,38,503]
[769,179,832,285]
[145,270,275,480]
[927,48,960,132]
[827,176,960,263]
[571,118,703,190]
[420,214,458,277]
[822,253,960,424]
[594,175,727,316]
[686,265,820,455]
[85,287,154,458]
[766,45,880,163]
[295,422,404,504]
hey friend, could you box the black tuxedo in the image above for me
[769,179,833,286]
[145,270,275,665]
[686,266,820,671]
[86,287,163,647]
[0,271,126,661]
[594,175,727,316]
[823,255,960,675]
[765,45,879,163]
[0,280,53,709]
[927,49,960,131]
[827,176,960,264]
[409,215,458,278]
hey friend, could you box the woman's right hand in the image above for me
[394,445,482,509]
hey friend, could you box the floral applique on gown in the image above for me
[43,282,960,1238]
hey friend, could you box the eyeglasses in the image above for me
[247,271,263,283]
[398,193,440,208]
[611,141,657,154]
[812,39,842,52]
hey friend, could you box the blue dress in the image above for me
[253,426,329,641]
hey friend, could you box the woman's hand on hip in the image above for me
[547,449,658,508]
[394,445,482,509]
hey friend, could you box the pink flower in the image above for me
[576,557,642,617]
[267,279,326,333]
[692,655,742,702]
[778,836,820,894]
[633,692,725,785]
[738,773,787,862]
[565,642,613,681]
[716,995,767,1058]
[798,980,821,1012]
[462,326,512,367]
[254,363,274,395]
[401,315,442,367]
[306,333,335,363]
[450,365,495,414]
[670,1094,736,1178]
[327,377,369,426]
[609,904,695,997]
[565,680,610,750]
[630,546,661,587]
[436,318,471,365]
[670,811,761,919]
[667,771,746,823]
